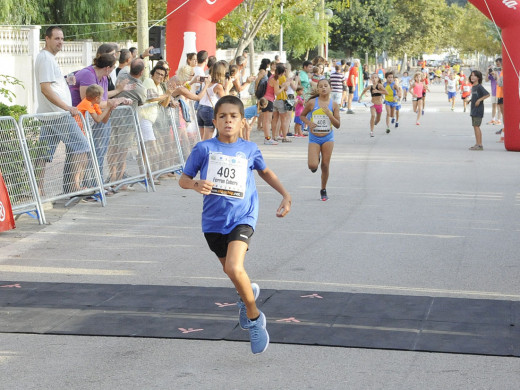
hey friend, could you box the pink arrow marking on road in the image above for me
[215,302,237,308]
[300,293,323,299]
[276,317,301,323]
[0,283,21,288]
[178,328,204,334]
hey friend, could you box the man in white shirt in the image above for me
[34,26,90,194]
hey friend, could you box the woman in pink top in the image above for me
[410,72,424,125]
[261,71,277,144]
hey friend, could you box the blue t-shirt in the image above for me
[401,76,411,88]
[244,105,258,119]
[183,137,267,234]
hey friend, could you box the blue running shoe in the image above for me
[320,189,328,201]
[247,311,269,354]
[238,283,260,330]
[391,117,395,124]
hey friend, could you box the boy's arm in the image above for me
[257,167,291,218]
[178,173,214,195]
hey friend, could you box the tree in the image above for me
[388,0,454,57]
[281,2,322,59]
[217,0,277,59]
[0,0,40,24]
[452,3,501,56]
[328,0,394,58]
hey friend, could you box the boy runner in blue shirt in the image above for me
[179,95,292,354]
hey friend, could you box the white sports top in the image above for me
[199,83,219,108]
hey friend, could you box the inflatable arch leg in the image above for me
[469,0,520,151]
[166,0,244,74]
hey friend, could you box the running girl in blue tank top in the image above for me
[299,79,340,201]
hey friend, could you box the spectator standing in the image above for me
[468,70,490,150]
[299,60,313,100]
[329,65,344,106]
[109,59,148,184]
[116,49,132,77]
[271,64,292,142]
[255,58,272,141]
[198,61,230,140]
[70,53,121,184]
[362,64,370,88]
[346,60,359,114]
[34,26,90,194]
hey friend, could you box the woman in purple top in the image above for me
[70,54,120,184]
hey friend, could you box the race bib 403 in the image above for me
[206,152,248,199]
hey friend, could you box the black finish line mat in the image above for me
[1,281,519,357]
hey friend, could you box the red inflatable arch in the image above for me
[469,0,520,151]
[166,0,244,73]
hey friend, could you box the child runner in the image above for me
[383,72,399,133]
[401,71,411,102]
[468,70,490,150]
[293,86,307,137]
[393,77,402,128]
[445,73,457,111]
[243,97,268,141]
[410,72,425,126]
[420,72,430,115]
[299,79,340,201]
[359,73,387,137]
[178,95,292,354]
[460,76,472,113]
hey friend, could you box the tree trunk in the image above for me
[249,40,255,76]
[233,1,273,59]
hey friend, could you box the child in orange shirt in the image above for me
[460,77,472,112]
[77,84,115,128]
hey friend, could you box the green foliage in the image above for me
[452,3,501,56]
[0,0,40,24]
[280,0,322,58]
[0,75,25,103]
[0,103,27,121]
[328,0,394,57]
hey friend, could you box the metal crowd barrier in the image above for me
[0,116,44,223]
[86,105,154,193]
[171,101,200,164]
[18,111,105,208]
[136,103,185,181]
[1,99,202,225]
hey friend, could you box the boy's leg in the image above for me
[219,240,259,320]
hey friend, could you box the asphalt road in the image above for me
[1,81,519,389]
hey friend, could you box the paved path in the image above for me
[1,82,519,389]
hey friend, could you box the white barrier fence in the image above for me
[0,104,197,225]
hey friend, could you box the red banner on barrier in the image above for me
[0,170,15,232]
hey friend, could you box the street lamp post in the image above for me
[324,8,333,60]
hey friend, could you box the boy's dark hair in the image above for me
[197,50,208,64]
[385,71,394,78]
[45,26,62,38]
[471,70,483,84]
[303,60,312,68]
[129,47,137,55]
[214,95,244,119]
